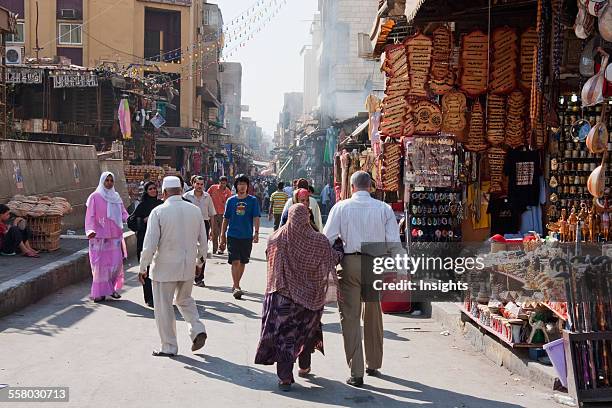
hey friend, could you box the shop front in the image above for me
[358,0,612,404]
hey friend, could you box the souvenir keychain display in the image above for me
[405,136,454,188]
[408,190,462,242]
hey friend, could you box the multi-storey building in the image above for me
[317,0,384,125]
[221,61,242,144]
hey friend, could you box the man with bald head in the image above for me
[139,176,208,357]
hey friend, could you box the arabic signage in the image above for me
[53,73,98,88]
[6,68,43,84]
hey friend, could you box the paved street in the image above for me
[0,222,563,407]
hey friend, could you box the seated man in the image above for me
[0,204,39,257]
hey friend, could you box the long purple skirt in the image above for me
[254,292,324,366]
[89,237,124,298]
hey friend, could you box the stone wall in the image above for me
[0,140,129,230]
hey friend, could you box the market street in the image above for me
[0,222,564,408]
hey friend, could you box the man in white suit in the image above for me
[139,176,208,357]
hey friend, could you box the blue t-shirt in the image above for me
[224,195,261,239]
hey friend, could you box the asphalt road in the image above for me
[0,220,564,407]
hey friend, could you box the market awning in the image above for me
[277,157,293,181]
[405,0,426,22]
[351,119,370,138]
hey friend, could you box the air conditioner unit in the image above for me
[5,46,22,65]
[60,9,77,19]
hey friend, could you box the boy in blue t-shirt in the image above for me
[219,174,261,299]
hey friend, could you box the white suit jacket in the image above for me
[139,195,207,282]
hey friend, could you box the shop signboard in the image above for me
[53,73,98,88]
[6,68,43,84]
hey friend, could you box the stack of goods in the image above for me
[406,33,432,98]
[487,95,506,146]
[441,90,467,141]
[7,195,72,218]
[490,27,518,94]
[519,27,537,90]
[413,100,442,134]
[460,30,489,97]
[381,44,412,138]
[124,165,164,183]
[161,165,180,177]
[429,25,454,95]
[373,19,396,56]
[6,195,73,252]
[505,90,526,148]
[464,101,488,152]
[380,142,402,191]
[487,147,507,193]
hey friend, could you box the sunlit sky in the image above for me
[214,0,317,138]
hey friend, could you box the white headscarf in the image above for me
[86,171,124,229]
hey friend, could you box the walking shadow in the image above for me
[195,300,259,321]
[322,321,409,342]
[204,285,264,301]
[103,299,232,324]
[174,354,524,407]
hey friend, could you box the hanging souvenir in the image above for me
[405,32,433,98]
[413,100,442,134]
[459,30,489,96]
[586,103,609,154]
[464,101,487,152]
[441,90,468,141]
[505,90,526,148]
[429,25,455,95]
[575,1,595,39]
[487,147,506,193]
[381,44,410,138]
[519,27,537,90]
[581,50,609,107]
[490,26,518,95]
[600,2,612,42]
[487,94,506,146]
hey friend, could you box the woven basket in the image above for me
[27,215,63,252]
[27,215,62,235]
[30,230,61,252]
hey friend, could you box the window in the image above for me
[58,23,82,45]
[203,8,218,26]
[6,22,25,44]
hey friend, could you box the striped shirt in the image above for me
[270,191,289,215]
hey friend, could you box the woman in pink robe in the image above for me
[85,172,128,302]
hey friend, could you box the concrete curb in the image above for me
[431,302,558,390]
[0,232,136,318]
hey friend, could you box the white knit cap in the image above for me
[162,176,181,191]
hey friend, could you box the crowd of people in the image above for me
[81,169,400,390]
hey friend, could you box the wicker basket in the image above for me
[30,230,61,252]
[27,215,62,235]
[27,215,63,252]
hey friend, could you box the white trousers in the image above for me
[152,280,206,355]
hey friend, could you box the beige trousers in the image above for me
[338,254,384,377]
[152,280,206,355]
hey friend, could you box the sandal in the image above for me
[110,292,121,299]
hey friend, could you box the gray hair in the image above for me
[165,187,182,196]
[350,171,371,191]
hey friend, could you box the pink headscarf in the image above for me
[266,204,341,311]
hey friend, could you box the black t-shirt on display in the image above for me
[488,196,522,236]
[504,149,541,208]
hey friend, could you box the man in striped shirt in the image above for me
[268,182,289,231]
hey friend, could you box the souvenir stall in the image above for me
[368,0,612,404]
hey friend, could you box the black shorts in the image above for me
[227,236,253,264]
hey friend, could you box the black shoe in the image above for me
[278,382,292,392]
[346,376,364,387]
[146,301,154,308]
[366,369,380,377]
[232,288,243,300]
[110,292,121,299]
[191,332,207,351]
[93,296,106,303]
[194,280,206,288]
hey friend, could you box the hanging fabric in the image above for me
[118,99,132,140]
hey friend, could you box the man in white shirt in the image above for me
[323,171,402,387]
[183,176,216,287]
[139,176,208,357]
